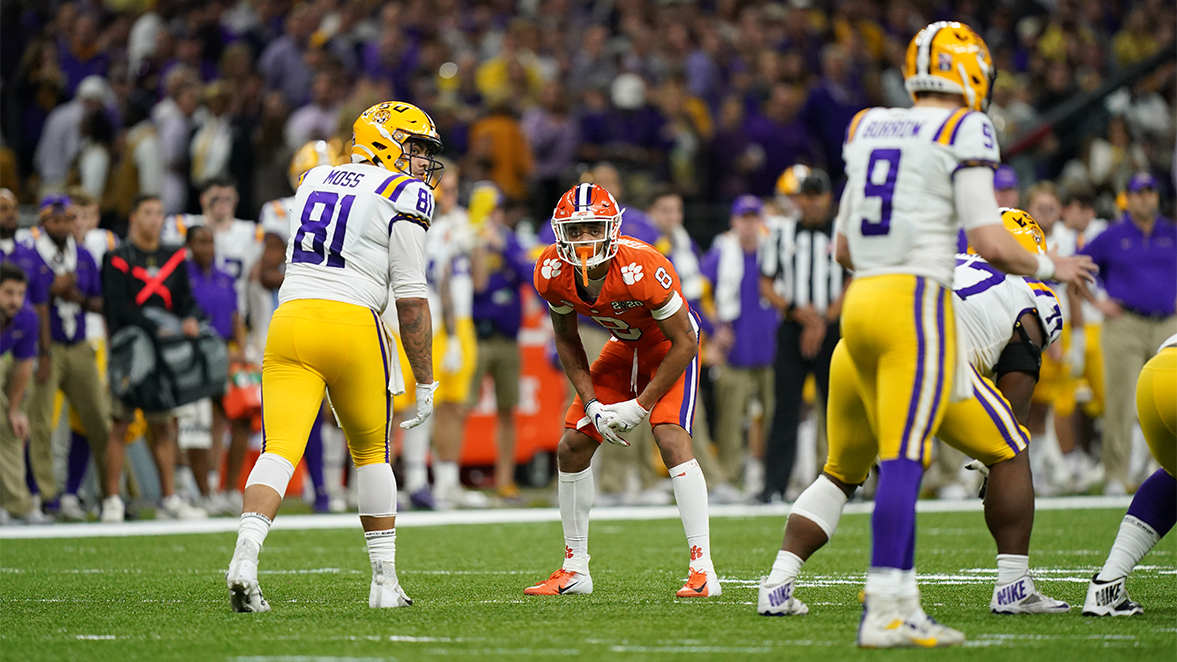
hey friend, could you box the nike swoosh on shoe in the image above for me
[557,582,579,594]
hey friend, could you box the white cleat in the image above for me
[857,593,965,649]
[58,494,89,521]
[157,494,208,520]
[100,495,125,523]
[226,540,270,613]
[369,560,413,608]
[1082,575,1143,616]
[758,577,809,615]
[991,574,1070,614]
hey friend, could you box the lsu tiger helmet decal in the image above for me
[352,101,444,188]
[904,21,995,112]
[968,207,1047,256]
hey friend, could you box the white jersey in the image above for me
[1160,333,1177,353]
[258,196,296,243]
[1050,219,1109,325]
[953,253,1063,379]
[428,206,474,322]
[280,163,431,312]
[162,214,265,316]
[82,228,119,341]
[838,106,1002,287]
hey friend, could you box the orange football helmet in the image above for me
[551,182,623,273]
[904,21,995,112]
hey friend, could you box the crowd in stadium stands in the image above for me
[0,0,1174,523]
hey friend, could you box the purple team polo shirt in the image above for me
[0,240,51,306]
[50,246,101,345]
[472,228,535,339]
[187,262,238,340]
[702,248,779,368]
[1080,214,1177,318]
[1,301,39,359]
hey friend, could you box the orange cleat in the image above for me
[677,568,722,597]
[523,569,593,595]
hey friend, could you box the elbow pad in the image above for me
[994,320,1042,381]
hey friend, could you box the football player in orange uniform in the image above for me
[524,183,719,598]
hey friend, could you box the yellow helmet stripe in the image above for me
[933,108,971,145]
[844,108,871,144]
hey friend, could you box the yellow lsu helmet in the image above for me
[904,21,995,112]
[352,101,444,188]
[289,139,346,190]
[970,207,1046,256]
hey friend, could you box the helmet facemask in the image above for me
[554,214,621,285]
[394,133,445,189]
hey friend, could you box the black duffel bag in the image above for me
[108,308,229,412]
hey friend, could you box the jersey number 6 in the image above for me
[293,191,355,268]
[861,148,900,237]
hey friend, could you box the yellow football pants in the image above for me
[262,299,393,467]
[1137,347,1176,477]
[823,275,955,484]
[393,317,477,410]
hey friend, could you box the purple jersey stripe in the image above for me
[921,287,949,460]
[387,176,414,203]
[900,278,928,459]
[259,385,267,454]
[371,311,392,463]
[376,175,398,196]
[948,111,973,145]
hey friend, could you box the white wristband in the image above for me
[1034,254,1055,281]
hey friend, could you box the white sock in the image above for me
[237,512,271,554]
[996,554,1029,584]
[321,421,347,500]
[559,467,593,573]
[865,567,917,600]
[669,459,712,573]
[402,421,431,493]
[435,461,460,493]
[1097,515,1160,581]
[766,550,803,585]
[364,528,396,567]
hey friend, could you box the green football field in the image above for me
[2,504,1175,661]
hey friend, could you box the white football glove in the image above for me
[401,382,440,429]
[1067,327,1086,378]
[601,398,650,433]
[584,399,628,446]
[441,336,464,374]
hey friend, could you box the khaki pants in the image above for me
[1,354,33,517]
[470,335,522,411]
[713,365,774,486]
[27,341,111,500]
[1101,312,1177,486]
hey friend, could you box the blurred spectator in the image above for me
[988,73,1039,150]
[470,187,534,499]
[57,12,110,98]
[800,44,869,187]
[758,168,843,503]
[1086,114,1149,194]
[709,95,756,203]
[521,81,579,223]
[26,195,108,516]
[104,101,162,223]
[994,165,1022,209]
[0,188,51,312]
[466,101,533,204]
[568,25,615,98]
[156,72,202,214]
[476,18,545,106]
[285,70,345,151]
[34,75,109,197]
[746,82,816,197]
[703,196,778,498]
[100,194,204,523]
[1080,173,1177,494]
[0,262,41,522]
[259,3,318,109]
[73,102,115,201]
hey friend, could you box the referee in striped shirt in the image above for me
[757,166,846,503]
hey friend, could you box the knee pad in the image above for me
[356,463,397,517]
[788,475,851,540]
[245,453,296,496]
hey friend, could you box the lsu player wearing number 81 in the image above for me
[782,22,1097,647]
[225,101,444,612]
[526,182,720,598]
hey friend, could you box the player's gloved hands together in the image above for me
[442,336,463,374]
[601,398,650,433]
[401,382,440,429]
[585,398,628,446]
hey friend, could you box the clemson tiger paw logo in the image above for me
[621,263,643,285]
[540,258,562,279]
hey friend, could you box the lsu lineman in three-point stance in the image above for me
[225,101,444,611]
[757,22,1096,648]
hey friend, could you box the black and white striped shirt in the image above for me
[760,216,845,316]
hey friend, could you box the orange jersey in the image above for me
[534,237,689,352]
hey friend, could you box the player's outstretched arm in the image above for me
[638,297,698,410]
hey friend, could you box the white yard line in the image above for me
[0,495,1133,540]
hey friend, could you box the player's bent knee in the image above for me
[790,475,852,539]
[557,429,596,469]
[246,453,296,496]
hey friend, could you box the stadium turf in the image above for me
[1,507,1174,661]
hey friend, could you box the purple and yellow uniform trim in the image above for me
[844,108,872,143]
[932,108,971,145]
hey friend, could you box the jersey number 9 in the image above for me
[861,149,901,237]
[293,191,355,268]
